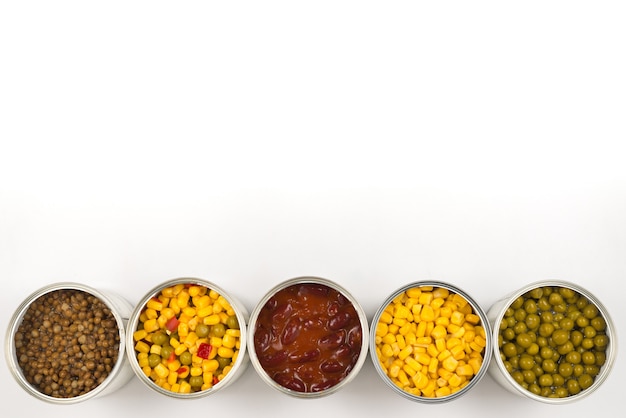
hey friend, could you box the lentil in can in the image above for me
[5,282,134,404]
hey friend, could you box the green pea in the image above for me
[570,330,583,347]
[523,369,536,384]
[552,373,565,387]
[179,351,192,365]
[527,343,540,356]
[502,328,515,341]
[502,342,517,358]
[225,315,239,330]
[511,371,524,385]
[148,353,161,368]
[195,323,210,338]
[594,334,609,348]
[585,365,600,376]
[578,374,593,389]
[555,386,569,398]
[567,379,581,395]
[552,329,569,346]
[583,304,598,319]
[565,351,581,364]
[189,376,203,387]
[576,315,589,328]
[216,356,230,370]
[516,333,533,348]
[557,341,574,355]
[595,351,607,366]
[519,355,535,370]
[581,338,595,350]
[583,326,597,339]
[514,309,527,322]
[559,287,576,299]
[511,297,524,310]
[529,383,542,395]
[210,323,226,338]
[525,314,540,330]
[540,346,554,360]
[559,362,573,378]
[542,359,556,373]
[513,322,527,335]
[591,316,606,332]
[152,331,168,346]
[548,292,563,306]
[527,288,544,299]
[559,317,574,331]
[524,299,538,314]
[161,345,174,360]
[573,364,584,377]
[539,374,553,387]
[582,351,596,365]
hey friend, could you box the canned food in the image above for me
[126,278,249,398]
[487,280,617,403]
[5,282,134,404]
[370,281,492,403]
[248,276,369,398]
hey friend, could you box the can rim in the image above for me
[4,282,129,404]
[124,277,249,399]
[247,276,370,398]
[369,280,493,403]
[489,279,618,404]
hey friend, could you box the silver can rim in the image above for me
[4,282,130,404]
[489,279,617,404]
[125,277,249,399]
[369,280,493,403]
[247,276,370,398]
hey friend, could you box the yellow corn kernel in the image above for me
[397,369,410,387]
[167,359,181,372]
[450,311,465,326]
[178,366,190,379]
[420,305,435,322]
[448,373,463,387]
[143,318,159,333]
[182,307,196,318]
[403,363,417,377]
[389,363,401,378]
[141,365,152,377]
[396,334,406,349]
[137,354,149,368]
[457,364,474,376]
[451,344,466,360]
[430,324,447,340]
[217,347,234,358]
[468,357,482,374]
[134,340,150,353]
[178,322,189,338]
[399,322,411,336]
[190,366,203,377]
[204,314,221,326]
[427,343,439,358]
[431,297,445,309]
[226,328,241,337]
[147,298,164,311]
[416,321,427,338]
[452,293,468,308]
[149,344,162,355]
[395,305,410,319]
[437,349,452,361]
[175,344,188,356]
[144,308,158,320]
[167,370,178,386]
[415,336,432,347]
[442,356,458,372]
[177,291,190,308]
[406,287,421,299]
[398,346,412,361]
[381,343,394,358]
[435,386,451,397]
[203,359,220,373]
[195,305,212,318]
[446,337,461,349]
[154,363,169,379]
[184,332,199,347]
[412,371,429,389]
[415,352,431,366]
[428,357,439,375]
[188,285,202,297]
[133,329,148,341]
[179,381,192,393]
[419,292,433,305]
[452,326,466,339]
[222,334,237,349]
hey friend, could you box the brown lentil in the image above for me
[14,289,120,398]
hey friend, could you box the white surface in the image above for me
[1,1,624,416]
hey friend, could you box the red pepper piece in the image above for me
[197,342,212,359]
[213,376,219,385]
[168,352,176,362]
[165,317,179,332]
[177,367,187,374]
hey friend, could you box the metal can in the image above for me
[487,280,617,403]
[247,276,369,398]
[370,280,493,403]
[5,282,134,404]
[125,277,249,399]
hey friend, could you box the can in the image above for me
[247,276,369,398]
[370,280,493,403]
[5,282,134,404]
[487,280,617,403]
[125,277,249,399]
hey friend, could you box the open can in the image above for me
[247,276,369,398]
[125,277,249,399]
[370,280,492,403]
[5,282,134,404]
[487,280,617,403]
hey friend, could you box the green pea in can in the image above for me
[125,277,249,399]
[369,280,493,403]
[487,280,617,403]
[5,282,135,404]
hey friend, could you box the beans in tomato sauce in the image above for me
[253,283,362,393]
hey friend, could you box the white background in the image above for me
[1,1,624,416]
